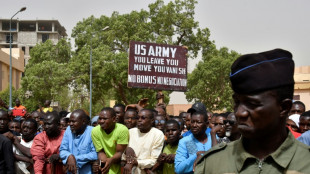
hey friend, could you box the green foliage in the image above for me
[0,87,21,110]
[185,47,240,112]
[21,39,72,111]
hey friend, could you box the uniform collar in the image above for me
[234,130,297,172]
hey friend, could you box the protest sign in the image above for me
[128,41,188,91]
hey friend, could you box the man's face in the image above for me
[214,116,226,138]
[299,116,310,133]
[15,99,21,106]
[113,106,125,124]
[180,113,188,122]
[22,121,36,141]
[154,115,166,132]
[60,119,68,130]
[165,123,180,145]
[124,111,137,129]
[32,112,42,124]
[190,114,207,136]
[225,113,238,135]
[290,104,305,115]
[207,112,213,123]
[137,110,154,133]
[9,122,21,133]
[233,91,281,139]
[209,116,216,129]
[69,112,86,135]
[98,110,115,131]
[0,112,9,133]
[185,114,191,130]
[44,100,50,107]
[43,115,60,138]
[286,119,299,132]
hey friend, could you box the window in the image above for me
[42,34,49,43]
[6,34,13,43]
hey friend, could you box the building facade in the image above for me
[294,66,310,109]
[0,48,24,91]
[0,19,67,65]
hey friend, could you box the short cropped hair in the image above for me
[101,107,116,117]
[165,119,180,130]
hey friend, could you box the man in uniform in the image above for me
[195,49,310,174]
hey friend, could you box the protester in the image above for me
[289,101,306,116]
[286,119,299,132]
[182,102,211,138]
[60,109,97,174]
[91,107,129,174]
[123,109,164,174]
[154,119,181,174]
[40,100,53,113]
[113,104,126,124]
[13,118,37,174]
[31,111,65,174]
[0,109,20,136]
[0,133,15,174]
[298,110,310,133]
[286,119,302,138]
[31,111,44,133]
[206,111,213,124]
[124,109,138,129]
[224,112,241,142]
[195,49,310,173]
[179,112,188,123]
[155,105,167,120]
[12,99,27,120]
[208,116,216,129]
[8,120,21,134]
[60,117,69,130]
[173,116,185,133]
[154,114,166,132]
[175,111,211,174]
[210,113,228,146]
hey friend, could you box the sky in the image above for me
[2,0,310,104]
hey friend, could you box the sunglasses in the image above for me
[155,120,165,125]
[223,120,236,125]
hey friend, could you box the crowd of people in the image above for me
[0,48,310,174]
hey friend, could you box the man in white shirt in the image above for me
[123,109,165,174]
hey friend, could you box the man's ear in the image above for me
[112,116,117,123]
[280,99,292,118]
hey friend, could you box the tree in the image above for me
[21,39,72,111]
[185,47,240,112]
[70,0,214,108]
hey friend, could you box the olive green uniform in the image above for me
[195,132,310,174]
